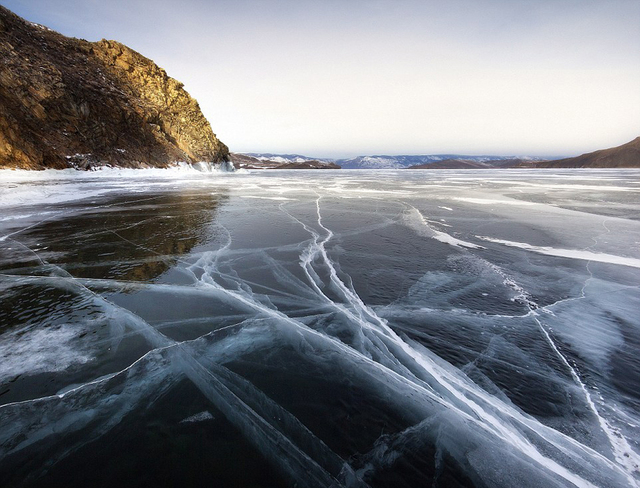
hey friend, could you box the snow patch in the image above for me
[0,325,93,379]
[180,411,214,424]
[477,237,640,269]
[404,207,484,249]
[454,197,536,206]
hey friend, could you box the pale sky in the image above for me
[4,0,640,158]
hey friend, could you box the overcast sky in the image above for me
[4,0,640,157]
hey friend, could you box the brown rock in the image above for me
[0,6,228,170]
[533,137,640,169]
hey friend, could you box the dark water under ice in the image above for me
[0,168,639,487]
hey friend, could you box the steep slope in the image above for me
[0,6,228,170]
[535,137,640,168]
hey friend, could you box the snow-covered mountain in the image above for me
[241,153,551,169]
[336,154,546,169]
[243,153,334,164]
[230,153,340,169]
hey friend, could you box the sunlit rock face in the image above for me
[0,6,229,170]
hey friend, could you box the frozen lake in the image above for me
[1,168,639,487]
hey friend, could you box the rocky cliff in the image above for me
[0,6,228,170]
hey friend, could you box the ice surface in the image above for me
[1,168,639,487]
[478,236,640,268]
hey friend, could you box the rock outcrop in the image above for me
[0,6,228,170]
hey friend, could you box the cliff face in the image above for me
[0,6,228,170]
[535,137,640,169]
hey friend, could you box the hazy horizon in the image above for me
[241,150,571,161]
[4,0,639,158]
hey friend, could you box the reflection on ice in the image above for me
[1,169,639,487]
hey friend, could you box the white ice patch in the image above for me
[0,210,57,222]
[0,164,240,211]
[454,197,536,206]
[0,325,93,379]
[482,180,634,192]
[0,183,113,210]
[180,411,214,424]
[481,259,539,309]
[404,207,484,249]
[240,196,295,201]
[477,236,640,269]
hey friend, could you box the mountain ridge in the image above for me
[337,154,546,169]
[229,153,340,169]
[243,153,550,169]
[533,137,640,168]
[244,139,640,169]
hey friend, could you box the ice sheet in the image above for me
[1,168,639,487]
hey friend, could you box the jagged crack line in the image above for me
[2,240,358,488]
[532,217,640,482]
[289,195,632,487]
[481,240,639,483]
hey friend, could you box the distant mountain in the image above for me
[408,158,540,169]
[243,153,334,164]
[0,6,228,170]
[337,154,545,169]
[410,159,486,169]
[534,137,640,168]
[240,143,640,171]
[239,153,549,169]
[230,153,340,170]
